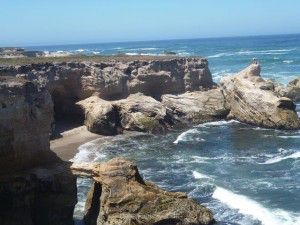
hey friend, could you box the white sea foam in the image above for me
[207,49,295,58]
[75,49,85,52]
[192,171,210,179]
[212,186,300,225]
[278,135,300,139]
[283,60,294,64]
[70,139,106,163]
[260,152,300,164]
[173,128,204,144]
[197,120,240,128]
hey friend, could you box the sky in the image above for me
[1,0,300,46]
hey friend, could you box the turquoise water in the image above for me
[27,34,300,84]
[37,35,300,224]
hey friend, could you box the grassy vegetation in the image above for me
[0,55,191,66]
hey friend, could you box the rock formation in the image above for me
[0,58,213,118]
[275,77,300,102]
[220,63,299,129]
[71,158,215,225]
[0,77,77,225]
[162,88,229,125]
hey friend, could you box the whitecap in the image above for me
[75,49,85,52]
[283,60,294,64]
[192,171,211,179]
[260,152,300,164]
[277,135,300,139]
[173,128,202,144]
[212,186,300,225]
[197,120,240,128]
[70,138,106,163]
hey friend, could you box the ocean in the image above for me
[26,34,300,84]
[27,34,300,225]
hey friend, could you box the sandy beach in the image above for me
[50,126,101,161]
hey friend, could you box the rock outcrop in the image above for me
[0,58,214,118]
[71,158,215,225]
[220,63,300,129]
[0,76,54,172]
[162,88,229,125]
[275,77,300,102]
[115,93,172,133]
[0,77,77,225]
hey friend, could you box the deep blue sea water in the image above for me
[32,35,300,225]
[27,34,300,84]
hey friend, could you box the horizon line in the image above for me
[2,32,300,49]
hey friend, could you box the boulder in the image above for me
[77,96,120,135]
[162,88,229,125]
[115,93,172,133]
[71,158,215,225]
[220,63,299,129]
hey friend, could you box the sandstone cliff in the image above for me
[71,158,215,225]
[0,77,77,225]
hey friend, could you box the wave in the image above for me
[277,135,300,139]
[260,151,300,164]
[207,48,295,58]
[173,128,203,144]
[75,49,85,52]
[192,171,211,179]
[283,60,294,64]
[212,186,300,225]
[70,139,106,163]
[197,120,240,128]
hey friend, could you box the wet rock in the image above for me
[71,158,215,225]
[220,63,299,129]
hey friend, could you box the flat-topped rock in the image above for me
[220,63,300,129]
[71,158,215,225]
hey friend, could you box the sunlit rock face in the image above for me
[71,158,215,225]
[220,63,300,130]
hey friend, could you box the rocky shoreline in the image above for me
[0,56,299,225]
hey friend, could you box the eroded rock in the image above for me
[162,88,229,125]
[220,63,299,129]
[71,158,215,225]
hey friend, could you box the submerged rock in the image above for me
[71,158,215,225]
[162,88,229,125]
[220,63,300,129]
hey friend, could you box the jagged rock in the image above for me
[115,93,172,133]
[275,77,300,102]
[71,158,215,225]
[220,63,300,129]
[162,88,229,125]
[0,77,77,225]
[77,96,120,135]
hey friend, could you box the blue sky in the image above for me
[1,0,300,46]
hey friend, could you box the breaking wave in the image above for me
[212,186,300,225]
[260,151,300,164]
